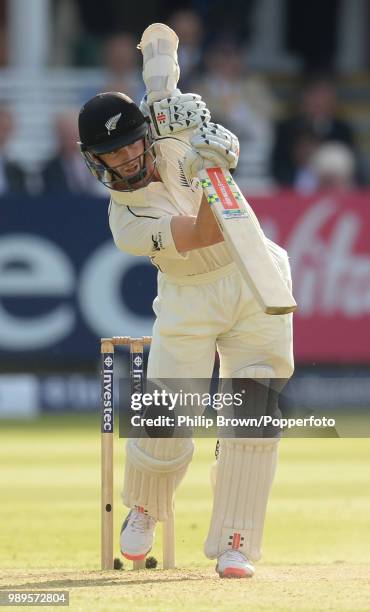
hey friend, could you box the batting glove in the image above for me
[182,122,240,180]
[140,93,211,137]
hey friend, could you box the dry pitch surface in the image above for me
[1,416,370,611]
[1,565,370,612]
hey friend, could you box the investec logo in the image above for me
[132,353,143,395]
[102,354,113,432]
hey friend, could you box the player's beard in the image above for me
[110,149,158,191]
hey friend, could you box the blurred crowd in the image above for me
[0,3,366,196]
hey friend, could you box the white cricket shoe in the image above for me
[216,550,255,578]
[120,506,157,561]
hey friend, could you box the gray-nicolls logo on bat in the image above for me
[105,112,122,135]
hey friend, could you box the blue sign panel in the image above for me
[0,195,157,363]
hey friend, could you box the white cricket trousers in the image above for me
[147,261,294,379]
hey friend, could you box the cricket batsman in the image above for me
[77,25,294,579]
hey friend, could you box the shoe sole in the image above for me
[121,546,152,561]
[217,566,254,579]
[121,552,146,561]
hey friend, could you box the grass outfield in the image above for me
[0,415,369,611]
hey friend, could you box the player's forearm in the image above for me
[170,196,224,252]
[195,194,224,246]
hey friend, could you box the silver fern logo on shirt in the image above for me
[178,160,190,188]
[105,113,122,135]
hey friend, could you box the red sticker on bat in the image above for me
[206,167,240,210]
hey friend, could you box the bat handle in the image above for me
[138,23,180,105]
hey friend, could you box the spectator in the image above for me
[81,33,144,105]
[271,77,356,187]
[0,105,29,194]
[287,126,321,193]
[309,142,356,191]
[168,9,203,89]
[191,38,278,190]
[102,33,144,102]
[41,111,104,195]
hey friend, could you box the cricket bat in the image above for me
[139,24,297,315]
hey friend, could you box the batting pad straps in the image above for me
[122,438,194,521]
[204,438,279,561]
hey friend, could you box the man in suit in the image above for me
[271,77,356,186]
[42,111,105,195]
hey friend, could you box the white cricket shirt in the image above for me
[108,133,286,278]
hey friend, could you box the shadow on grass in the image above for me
[0,571,209,591]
